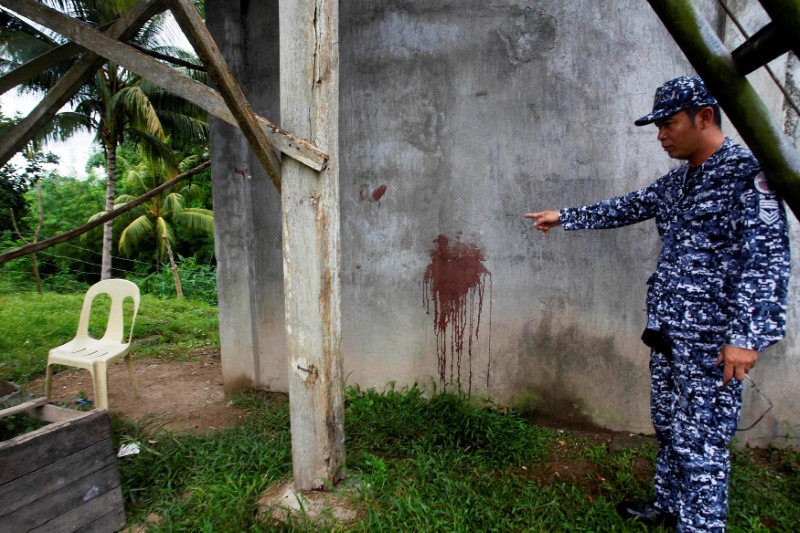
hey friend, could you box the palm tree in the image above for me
[114,154,213,297]
[0,0,207,279]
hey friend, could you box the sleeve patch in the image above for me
[754,172,774,194]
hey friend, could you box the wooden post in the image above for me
[279,0,345,490]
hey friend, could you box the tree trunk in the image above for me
[31,179,43,293]
[163,234,183,299]
[9,199,41,293]
[101,138,116,280]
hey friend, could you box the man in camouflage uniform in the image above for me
[526,76,790,532]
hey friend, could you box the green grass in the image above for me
[114,385,800,532]
[0,287,218,384]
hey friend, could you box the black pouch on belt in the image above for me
[641,328,673,358]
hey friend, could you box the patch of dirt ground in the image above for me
[22,348,245,434]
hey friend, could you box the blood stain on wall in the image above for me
[422,234,492,394]
[371,184,387,202]
[359,183,388,204]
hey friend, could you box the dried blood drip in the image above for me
[423,234,491,393]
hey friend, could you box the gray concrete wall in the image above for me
[207,0,800,445]
[207,1,287,394]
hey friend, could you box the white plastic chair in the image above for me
[44,279,141,409]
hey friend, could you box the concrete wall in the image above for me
[208,0,800,445]
[207,1,286,394]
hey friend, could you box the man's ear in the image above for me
[698,106,716,129]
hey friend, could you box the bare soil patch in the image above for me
[22,348,245,434]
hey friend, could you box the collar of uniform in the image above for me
[693,137,734,174]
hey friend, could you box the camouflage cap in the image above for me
[634,76,718,126]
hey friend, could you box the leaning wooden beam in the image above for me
[280,0,345,491]
[167,0,282,190]
[0,161,210,264]
[0,0,165,168]
[0,42,82,97]
[0,33,205,100]
[646,0,800,220]
[757,0,800,58]
[0,0,328,172]
[127,42,207,72]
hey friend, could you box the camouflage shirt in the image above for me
[559,138,790,351]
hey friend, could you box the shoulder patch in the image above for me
[754,172,774,194]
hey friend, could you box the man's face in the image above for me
[653,110,703,163]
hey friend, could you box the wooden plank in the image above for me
[166,0,282,191]
[31,403,94,424]
[0,0,328,172]
[1,463,121,531]
[0,409,109,483]
[33,486,125,533]
[280,0,345,490]
[0,0,165,169]
[0,397,48,418]
[0,438,116,516]
[646,0,800,220]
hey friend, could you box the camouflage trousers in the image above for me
[650,329,743,532]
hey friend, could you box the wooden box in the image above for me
[0,399,125,532]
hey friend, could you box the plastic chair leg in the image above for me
[91,363,109,410]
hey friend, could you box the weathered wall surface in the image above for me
[208,1,799,445]
[207,1,287,394]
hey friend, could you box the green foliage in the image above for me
[113,155,213,262]
[728,446,800,531]
[0,288,218,384]
[5,172,106,287]
[128,256,217,305]
[0,161,30,234]
[1,0,210,279]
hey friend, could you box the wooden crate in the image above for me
[0,399,125,532]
